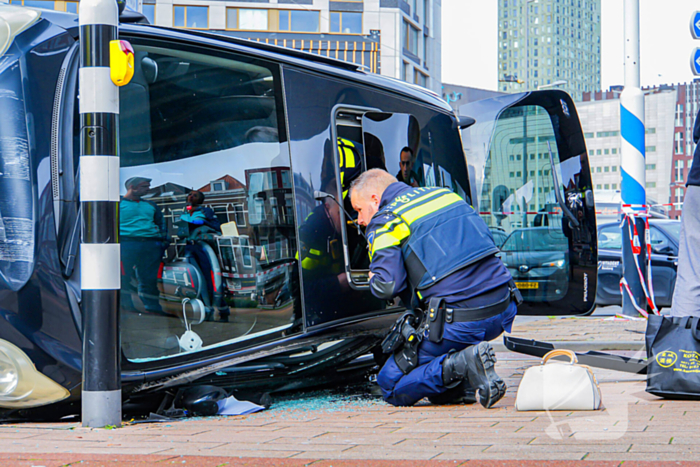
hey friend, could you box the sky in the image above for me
[442,0,700,91]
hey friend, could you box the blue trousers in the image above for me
[377,301,517,407]
[121,240,164,313]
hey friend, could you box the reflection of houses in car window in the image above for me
[197,174,248,233]
[245,167,296,262]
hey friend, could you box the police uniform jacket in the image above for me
[367,182,513,308]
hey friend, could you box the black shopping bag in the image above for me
[645,315,700,399]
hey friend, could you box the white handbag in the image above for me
[515,349,602,411]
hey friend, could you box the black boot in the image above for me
[428,380,477,405]
[441,342,507,409]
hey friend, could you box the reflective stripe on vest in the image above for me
[369,185,499,290]
[370,189,462,257]
[337,138,357,199]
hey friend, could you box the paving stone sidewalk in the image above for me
[1,314,693,467]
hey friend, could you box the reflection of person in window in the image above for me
[297,182,352,324]
[396,147,421,188]
[180,190,221,236]
[245,126,278,143]
[120,177,167,315]
[180,190,228,322]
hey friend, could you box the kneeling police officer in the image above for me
[349,169,521,408]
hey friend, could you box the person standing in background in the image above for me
[670,109,700,317]
[120,176,168,315]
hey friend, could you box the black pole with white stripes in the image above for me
[79,0,123,427]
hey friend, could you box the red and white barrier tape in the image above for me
[618,211,659,318]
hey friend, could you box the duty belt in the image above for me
[425,279,523,343]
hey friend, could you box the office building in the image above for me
[579,81,700,218]
[497,0,601,101]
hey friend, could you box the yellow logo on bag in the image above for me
[656,350,678,368]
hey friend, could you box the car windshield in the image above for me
[501,228,568,252]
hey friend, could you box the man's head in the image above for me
[350,169,398,226]
[124,176,151,200]
[320,181,342,233]
[399,147,414,181]
[187,190,205,207]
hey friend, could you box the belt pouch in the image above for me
[427,297,445,343]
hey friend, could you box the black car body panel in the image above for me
[0,5,597,417]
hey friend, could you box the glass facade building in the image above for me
[497,0,601,101]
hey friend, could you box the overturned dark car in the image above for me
[0,4,597,420]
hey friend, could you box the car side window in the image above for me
[598,225,622,250]
[649,227,671,254]
[81,39,300,363]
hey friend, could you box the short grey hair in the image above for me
[349,169,398,200]
[125,176,151,189]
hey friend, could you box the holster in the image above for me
[427,297,447,344]
[394,325,422,375]
[381,311,423,375]
[381,311,420,355]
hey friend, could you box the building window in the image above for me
[612,148,617,154]
[9,0,54,9]
[65,1,79,13]
[414,69,427,87]
[588,149,594,156]
[604,184,610,190]
[174,5,208,29]
[596,184,602,190]
[596,149,601,155]
[404,21,420,56]
[675,159,684,182]
[331,11,362,34]
[279,9,320,32]
[675,104,684,127]
[676,187,685,207]
[604,166,609,172]
[142,3,155,23]
[596,166,601,173]
[612,184,617,189]
[604,148,609,155]
[675,132,684,155]
[612,166,617,172]
[646,164,656,170]
[645,127,656,134]
[584,132,594,138]
[645,146,656,153]
[227,8,268,31]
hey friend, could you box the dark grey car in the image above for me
[499,227,570,302]
[596,220,680,309]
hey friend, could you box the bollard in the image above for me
[619,0,648,317]
[79,0,122,427]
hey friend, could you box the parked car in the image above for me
[498,227,570,302]
[596,220,680,309]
